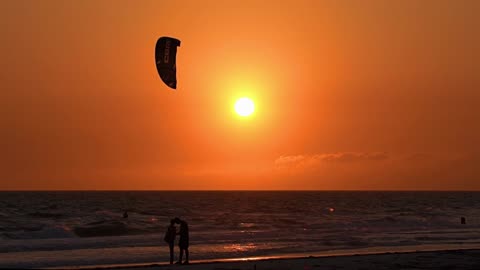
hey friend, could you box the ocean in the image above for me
[1,191,479,268]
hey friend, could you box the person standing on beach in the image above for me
[164,219,176,264]
[174,217,189,264]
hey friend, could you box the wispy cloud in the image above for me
[275,152,388,169]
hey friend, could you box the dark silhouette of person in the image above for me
[123,211,128,219]
[164,219,176,264]
[174,217,189,264]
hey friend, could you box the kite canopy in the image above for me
[155,37,181,89]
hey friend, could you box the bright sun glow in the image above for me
[234,97,255,117]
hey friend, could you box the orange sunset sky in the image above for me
[1,0,479,190]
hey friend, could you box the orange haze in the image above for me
[1,0,479,190]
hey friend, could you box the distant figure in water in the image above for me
[174,217,189,264]
[164,219,177,264]
[123,211,128,219]
[461,217,466,224]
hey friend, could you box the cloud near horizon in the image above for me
[271,151,480,190]
[275,152,388,169]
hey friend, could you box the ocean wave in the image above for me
[73,221,129,237]
[1,191,479,248]
[3,225,74,240]
[28,212,64,218]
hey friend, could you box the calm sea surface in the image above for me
[1,191,479,268]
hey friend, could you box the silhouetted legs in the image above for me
[178,248,189,264]
[184,248,189,264]
[169,243,174,264]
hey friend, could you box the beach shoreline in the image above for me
[41,245,480,270]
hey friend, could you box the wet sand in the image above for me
[69,249,480,270]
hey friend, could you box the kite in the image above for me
[155,37,181,89]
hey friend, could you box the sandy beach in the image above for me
[174,249,480,270]
[48,248,480,270]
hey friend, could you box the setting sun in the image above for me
[234,97,255,117]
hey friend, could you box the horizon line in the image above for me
[0,189,479,192]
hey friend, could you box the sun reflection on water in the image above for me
[223,243,257,252]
